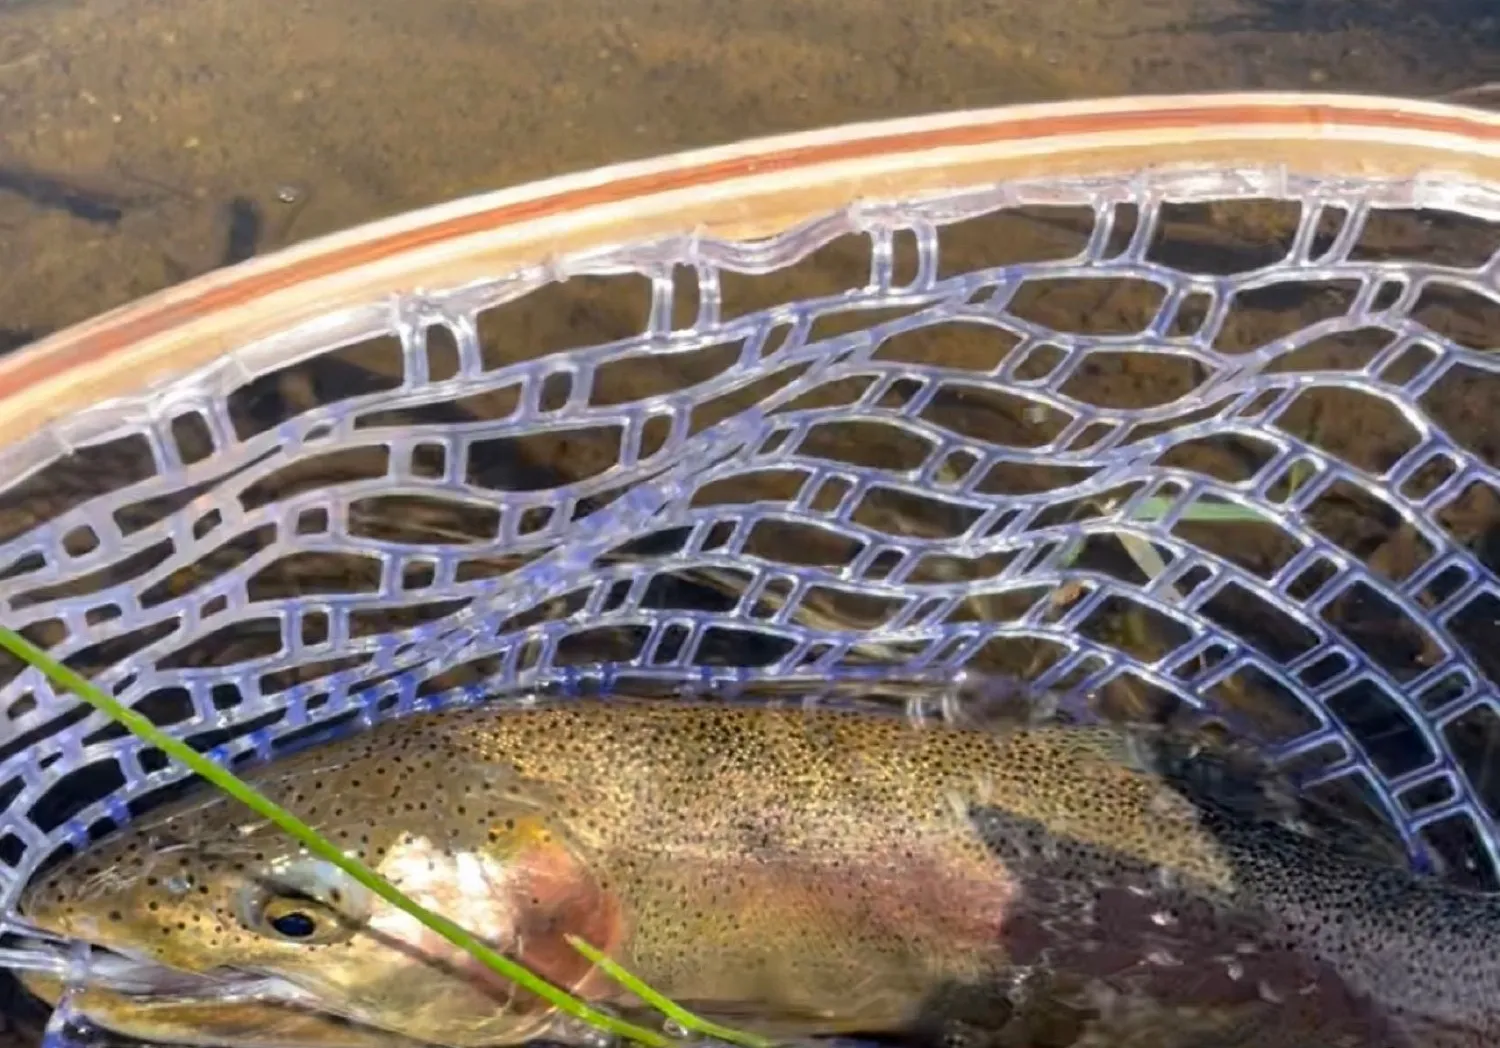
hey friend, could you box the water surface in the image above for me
[0,0,1495,345]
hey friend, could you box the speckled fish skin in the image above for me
[17,700,1499,1048]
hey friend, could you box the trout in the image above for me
[16,700,1498,1048]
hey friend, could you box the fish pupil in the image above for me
[269,910,318,938]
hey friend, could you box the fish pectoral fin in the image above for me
[644,999,890,1040]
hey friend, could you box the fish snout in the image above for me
[19,872,87,939]
[18,851,172,951]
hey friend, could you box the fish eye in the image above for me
[241,889,350,945]
[236,860,369,945]
[264,901,321,940]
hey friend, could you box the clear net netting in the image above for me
[1,163,1500,983]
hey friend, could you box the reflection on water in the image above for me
[0,0,1494,344]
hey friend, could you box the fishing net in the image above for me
[1,93,1499,999]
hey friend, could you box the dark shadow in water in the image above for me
[1175,0,1499,44]
[0,967,47,1048]
[220,196,263,267]
[0,329,41,355]
[0,166,131,226]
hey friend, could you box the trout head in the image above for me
[19,716,625,1048]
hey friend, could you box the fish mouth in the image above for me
[20,941,329,1010]
[17,944,440,1048]
[98,959,322,1006]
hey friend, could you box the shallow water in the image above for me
[0,0,1495,346]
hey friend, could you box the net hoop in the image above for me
[4,92,1500,460]
[1,90,1500,953]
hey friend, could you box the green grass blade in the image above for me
[1055,496,1267,571]
[1127,496,1269,525]
[0,626,673,1048]
[567,936,775,1048]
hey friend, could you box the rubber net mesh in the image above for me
[2,166,1500,979]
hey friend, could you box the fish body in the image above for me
[17,700,1499,1048]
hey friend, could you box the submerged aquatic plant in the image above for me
[0,626,774,1048]
[1057,493,1275,589]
